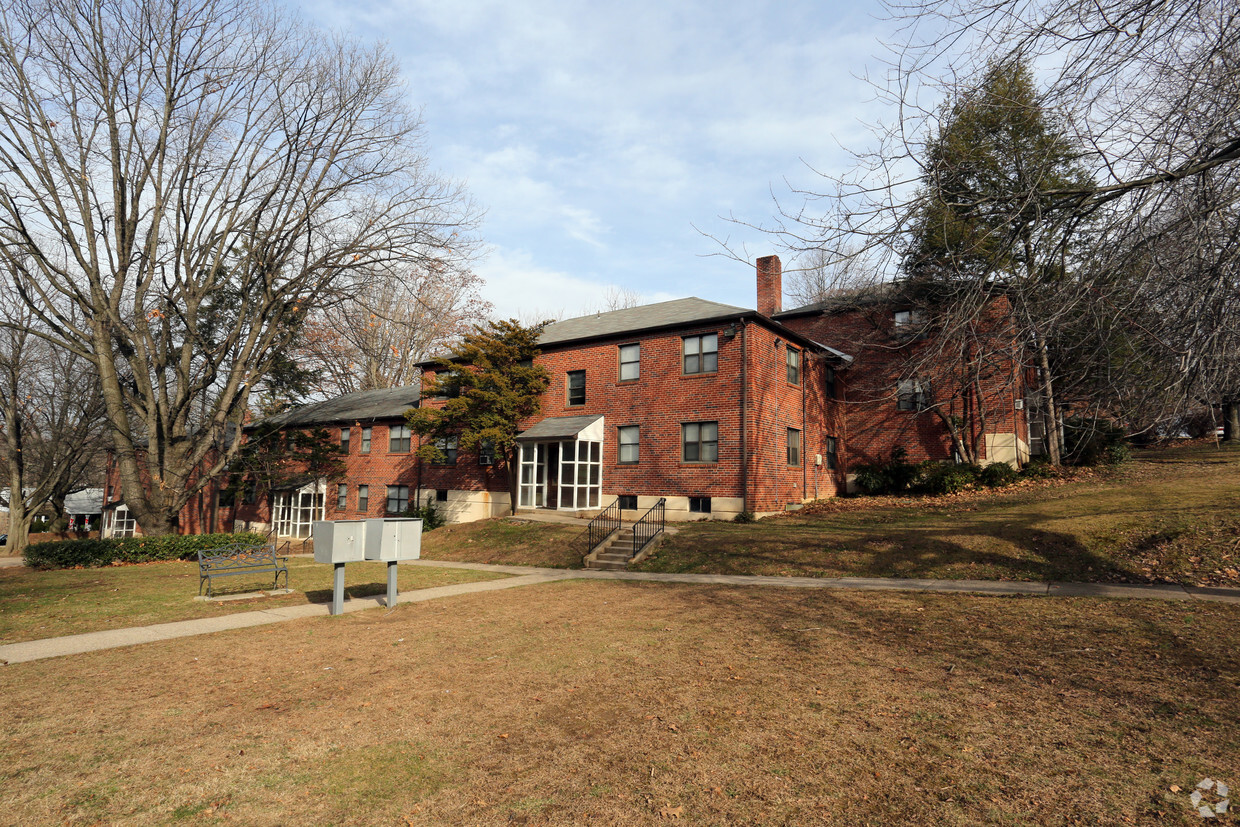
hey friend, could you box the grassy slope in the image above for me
[420,519,586,568]
[0,559,506,644]
[636,443,1240,585]
[1,581,1235,825]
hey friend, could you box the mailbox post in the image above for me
[363,518,423,607]
[312,520,367,615]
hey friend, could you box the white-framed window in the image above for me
[825,436,838,470]
[618,426,639,464]
[336,484,347,510]
[339,428,350,453]
[682,421,718,463]
[109,505,136,538]
[357,484,369,512]
[619,343,640,381]
[361,427,371,454]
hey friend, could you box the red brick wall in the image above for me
[419,318,848,513]
[779,297,1029,469]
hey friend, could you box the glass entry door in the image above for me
[518,442,547,508]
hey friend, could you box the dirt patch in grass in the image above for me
[420,519,586,568]
[1,581,1236,825]
[0,559,507,645]
[638,443,1240,586]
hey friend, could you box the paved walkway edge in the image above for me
[3,563,1237,665]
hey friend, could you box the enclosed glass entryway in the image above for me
[518,440,603,510]
[272,483,324,538]
[515,415,605,511]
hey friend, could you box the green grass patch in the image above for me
[0,558,507,644]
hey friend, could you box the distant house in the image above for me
[104,256,1035,537]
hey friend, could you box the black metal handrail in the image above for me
[579,498,621,558]
[630,498,666,560]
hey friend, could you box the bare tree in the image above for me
[741,0,1240,459]
[0,0,479,535]
[297,258,491,397]
[0,300,107,553]
[785,246,879,308]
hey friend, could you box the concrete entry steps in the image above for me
[588,527,636,570]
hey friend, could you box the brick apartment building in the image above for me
[102,256,1034,538]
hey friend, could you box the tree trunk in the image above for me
[1223,399,1240,442]
[6,502,30,557]
[1037,339,1063,466]
[506,449,520,516]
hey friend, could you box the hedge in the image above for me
[23,532,267,570]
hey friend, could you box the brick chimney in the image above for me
[756,255,782,317]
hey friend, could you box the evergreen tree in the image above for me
[408,320,551,512]
[904,60,1093,464]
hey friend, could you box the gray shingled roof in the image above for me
[516,415,604,441]
[538,297,751,345]
[261,386,421,428]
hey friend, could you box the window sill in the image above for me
[680,372,718,379]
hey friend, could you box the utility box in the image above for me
[312,520,368,564]
[363,518,423,561]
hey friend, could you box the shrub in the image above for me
[23,532,267,569]
[1021,457,1054,479]
[1062,417,1130,466]
[405,496,446,531]
[918,463,981,495]
[853,463,891,495]
[853,448,922,496]
[979,462,1018,488]
[733,510,757,524]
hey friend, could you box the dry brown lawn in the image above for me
[638,443,1240,586]
[420,519,585,568]
[2,580,1237,825]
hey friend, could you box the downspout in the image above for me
[739,319,748,514]
[415,437,424,512]
[802,352,808,503]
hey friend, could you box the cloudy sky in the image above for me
[296,0,896,319]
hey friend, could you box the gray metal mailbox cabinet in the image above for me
[363,517,423,561]
[312,520,367,564]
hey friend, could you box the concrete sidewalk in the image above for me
[2,560,1238,665]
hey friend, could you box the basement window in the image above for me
[688,497,711,514]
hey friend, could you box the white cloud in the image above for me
[477,247,678,320]
[291,0,904,303]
